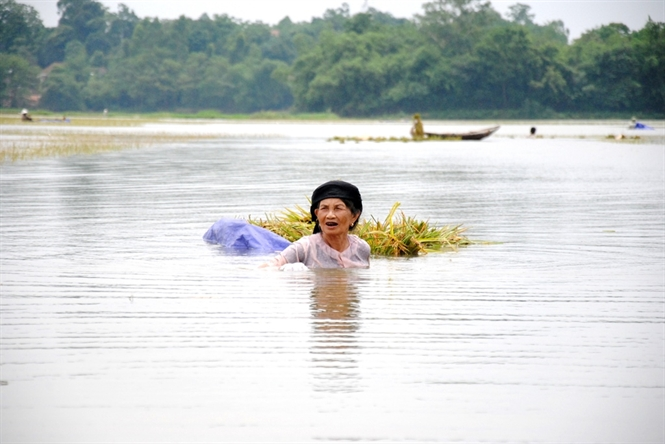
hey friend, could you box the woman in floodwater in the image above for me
[262,180,370,269]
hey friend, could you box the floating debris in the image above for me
[329,136,414,143]
[606,134,642,142]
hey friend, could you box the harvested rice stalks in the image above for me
[249,202,471,257]
[354,202,470,256]
[248,204,313,243]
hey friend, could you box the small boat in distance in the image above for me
[328,123,501,144]
[424,125,500,140]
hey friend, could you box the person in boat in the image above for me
[628,117,653,130]
[410,113,424,140]
[262,180,370,269]
[21,109,32,121]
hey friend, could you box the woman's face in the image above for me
[314,198,359,236]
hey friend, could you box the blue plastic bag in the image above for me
[203,218,291,253]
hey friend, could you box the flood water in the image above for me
[1,121,664,442]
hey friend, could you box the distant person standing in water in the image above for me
[410,114,424,140]
[21,109,32,121]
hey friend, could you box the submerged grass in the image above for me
[0,131,215,162]
[329,136,467,143]
[249,202,472,257]
[329,136,413,143]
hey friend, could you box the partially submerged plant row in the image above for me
[0,132,216,162]
[328,136,463,143]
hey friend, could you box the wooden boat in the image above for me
[328,125,501,143]
[424,125,500,140]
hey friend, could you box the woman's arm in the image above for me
[260,238,309,268]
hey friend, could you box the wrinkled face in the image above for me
[314,198,359,236]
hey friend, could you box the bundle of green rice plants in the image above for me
[248,204,314,242]
[249,201,470,256]
[354,202,470,256]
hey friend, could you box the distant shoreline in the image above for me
[2,109,664,123]
[2,115,662,164]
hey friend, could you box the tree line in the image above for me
[1,0,663,117]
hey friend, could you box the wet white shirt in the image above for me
[269,233,370,269]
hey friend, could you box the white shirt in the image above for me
[270,233,370,269]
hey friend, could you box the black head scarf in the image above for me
[310,180,363,234]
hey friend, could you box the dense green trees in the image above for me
[291,24,433,115]
[417,0,504,56]
[566,21,665,112]
[0,53,40,107]
[1,0,663,116]
[1,0,45,56]
[633,21,665,112]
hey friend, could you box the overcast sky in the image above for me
[22,0,665,41]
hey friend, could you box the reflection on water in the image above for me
[310,270,361,393]
[0,122,663,442]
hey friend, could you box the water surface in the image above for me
[1,122,663,442]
